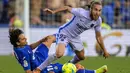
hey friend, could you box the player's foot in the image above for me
[95,65,108,73]
[68,60,71,63]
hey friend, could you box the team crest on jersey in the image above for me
[23,60,28,67]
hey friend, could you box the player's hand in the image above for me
[33,68,41,73]
[75,63,85,70]
[43,8,55,14]
[103,51,109,59]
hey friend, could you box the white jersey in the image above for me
[58,8,102,38]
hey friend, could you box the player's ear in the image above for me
[16,42,20,46]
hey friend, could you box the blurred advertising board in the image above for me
[0,28,130,56]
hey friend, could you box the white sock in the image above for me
[38,53,58,70]
[70,55,80,64]
[94,70,96,73]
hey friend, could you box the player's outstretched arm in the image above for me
[42,35,56,48]
[44,6,72,14]
[25,70,33,73]
[95,31,109,58]
[29,35,56,50]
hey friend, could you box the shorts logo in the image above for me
[23,60,28,67]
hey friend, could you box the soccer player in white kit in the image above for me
[36,1,109,72]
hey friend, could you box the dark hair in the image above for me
[90,1,102,9]
[9,29,23,47]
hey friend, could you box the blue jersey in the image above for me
[14,44,49,72]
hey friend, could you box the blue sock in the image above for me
[77,69,95,73]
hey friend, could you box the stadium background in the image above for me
[0,0,130,73]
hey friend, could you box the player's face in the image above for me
[17,34,27,46]
[91,4,102,20]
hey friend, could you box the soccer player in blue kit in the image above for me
[9,28,56,73]
[37,1,109,71]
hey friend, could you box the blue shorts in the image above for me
[43,63,63,73]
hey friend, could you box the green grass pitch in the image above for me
[0,56,130,73]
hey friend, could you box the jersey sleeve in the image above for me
[71,8,83,16]
[21,51,31,71]
[94,17,102,32]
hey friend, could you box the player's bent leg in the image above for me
[75,49,85,60]
[37,43,66,71]
[69,36,85,64]
[70,49,85,64]
[56,43,66,58]
[37,54,58,71]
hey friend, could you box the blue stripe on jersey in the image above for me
[56,16,76,44]
[58,16,76,33]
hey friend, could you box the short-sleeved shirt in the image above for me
[14,44,49,72]
[58,8,102,38]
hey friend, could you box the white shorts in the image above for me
[57,33,84,51]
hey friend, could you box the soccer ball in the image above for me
[62,63,77,73]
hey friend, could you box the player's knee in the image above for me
[56,53,64,58]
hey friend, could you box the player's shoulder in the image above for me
[14,45,30,53]
[79,8,89,14]
[78,8,87,11]
[79,9,90,18]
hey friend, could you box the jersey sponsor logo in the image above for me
[23,60,28,67]
[76,23,88,30]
